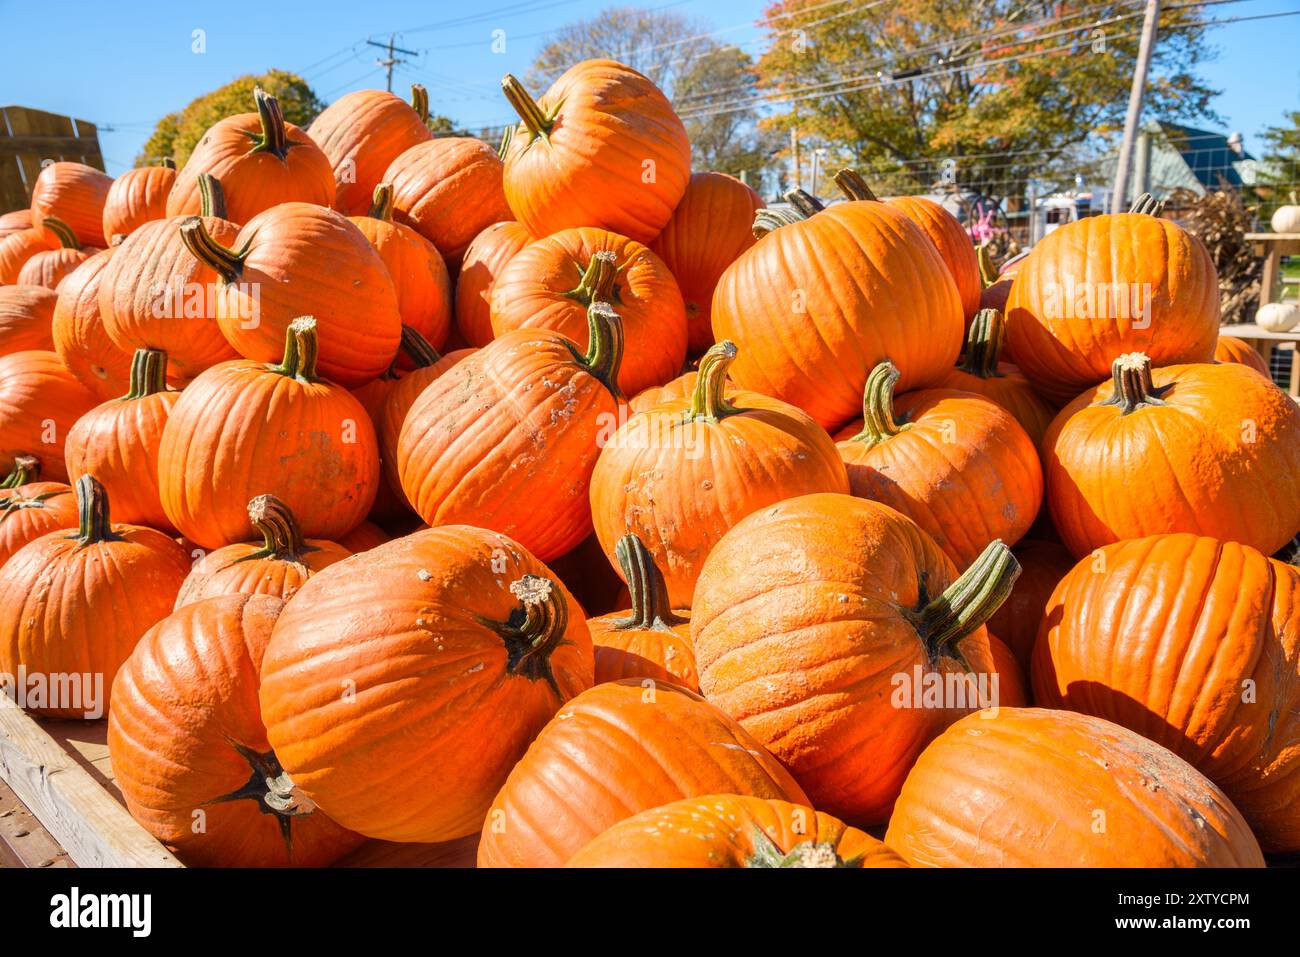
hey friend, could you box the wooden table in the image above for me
[1221,324,1300,396]
[1245,233,1300,306]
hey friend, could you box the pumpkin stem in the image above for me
[1273,534,1300,568]
[501,74,556,141]
[273,317,321,382]
[161,156,177,170]
[579,301,626,400]
[179,216,245,283]
[122,348,169,400]
[71,474,121,547]
[369,183,396,221]
[498,124,514,161]
[747,828,850,868]
[410,83,430,123]
[1,455,40,489]
[1103,352,1170,414]
[236,494,314,562]
[908,540,1019,668]
[1128,192,1165,217]
[833,168,879,202]
[976,243,998,287]
[399,324,443,368]
[42,216,79,250]
[481,575,570,697]
[197,173,228,220]
[753,189,825,237]
[612,534,684,632]
[687,341,740,422]
[249,87,290,160]
[956,309,1007,379]
[850,360,911,446]
[565,250,620,308]
[206,741,316,858]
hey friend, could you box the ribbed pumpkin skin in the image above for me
[1032,534,1300,854]
[0,209,34,240]
[0,285,58,355]
[0,228,60,283]
[691,493,1004,825]
[99,216,241,380]
[338,520,388,553]
[0,520,190,719]
[397,330,619,562]
[590,390,849,608]
[476,680,808,868]
[502,60,690,245]
[259,527,594,842]
[377,349,471,502]
[986,634,1029,706]
[211,204,402,387]
[1215,335,1270,376]
[156,359,380,550]
[350,215,451,353]
[455,221,532,347]
[174,529,350,606]
[568,795,907,868]
[30,161,113,248]
[712,204,964,430]
[985,538,1076,671]
[629,369,741,414]
[887,195,981,323]
[0,351,98,482]
[936,362,1056,447]
[0,481,76,568]
[834,390,1042,570]
[166,115,335,225]
[491,227,687,396]
[1005,213,1219,403]
[17,247,91,289]
[649,172,763,354]
[101,165,176,243]
[383,138,512,263]
[590,612,697,691]
[307,89,434,216]
[108,595,364,866]
[885,708,1265,867]
[1043,361,1300,558]
[52,249,134,400]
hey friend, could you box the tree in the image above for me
[1256,108,1300,220]
[752,0,1218,201]
[136,70,325,167]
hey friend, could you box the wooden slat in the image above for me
[0,776,74,867]
[0,696,180,868]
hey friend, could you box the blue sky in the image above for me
[1,0,1297,174]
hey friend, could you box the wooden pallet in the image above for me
[0,695,477,868]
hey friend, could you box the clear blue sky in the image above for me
[1,0,1296,174]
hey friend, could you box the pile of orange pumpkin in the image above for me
[1,58,1296,869]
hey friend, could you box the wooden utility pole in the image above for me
[367,34,419,92]
[791,128,801,192]
[1112,0,1161,211]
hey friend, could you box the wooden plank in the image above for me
[0,776,74,868]
[0,695,180,868]
[1219,323,1300,342]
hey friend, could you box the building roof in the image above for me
[1153,121,1255,190]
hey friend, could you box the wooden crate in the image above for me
[0,695,478,867]
[0,105,106,214]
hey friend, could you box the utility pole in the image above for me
[367,34,419,93]
[791,128,801,192]
[1112,0,1161,211]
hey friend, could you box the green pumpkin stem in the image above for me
[687,341,740,422]
[501,74,555,140]
[369,183,396,221]
[410,83,430,123]
[833,168,879,202]
[206,742,314,855]
[399,325,443,368]
[566,250,619,308]
[161,156,177,170]
[122,348,169,400]
[747,828,849,868]
[612,535,685,632]
[250,87,290,160]
[42,216,80,250]
[273,317,321,381]
[179,216,244,282]
[498,124,514,161]
[851,360,911,445]
[580,301,626,400]
[1103,352,1169,414]
[956,309,1008,379]
[481,576,570,697]
[197,173,228,220]
[73,474,120,546]
[2,455,40,489]
[753,188,825,237]
[977,243,999,287]
[911,540,1020,667]
[238,494,313,562]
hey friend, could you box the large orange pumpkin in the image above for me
[0,350,98,482]
[1215,334,1270,376]
[0,475,190,718]
[100,173,240,381]
[307,84,435,216]
[64,347,177,530]
[0,284,58,355]
[500,60,690,244]
[885,708,1264,867]
[885,193,981,324]
[568,795,907,868]
[15,216,91,289]
[397,302,624,562]
[0,225,60,283]
[166,88,335,225]
[711,175,963,430]
[833,360,1042,570]
[1005,193,1220,403]
[692,493,1019,825]
[649,172,763,354]
[157,317,380,549]
[30,161,114,248]
[173,494,350,610]
[108,593,364,866]
[101,159,176,244]
[491,230,687,396]
[1043,352,1300,558]
[1033,533,1300,854]
[51,247,134,401]
[589,534,696,691]
[0,456,77,568]
[590,340,849,606]
[476,679,807,867]
[259,526,594,842]
[454,220,532,347]
[383,137,512,264]
[181,202,401,386]
[985,538,1076,672]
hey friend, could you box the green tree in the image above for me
[136,69,324,167]
[1256,108,1300,220]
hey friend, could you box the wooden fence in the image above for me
[0,106,105,213]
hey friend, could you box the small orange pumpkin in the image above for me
[101,159,177,244]
[30,161,114,248]
[1215,334,1270,376]
[15,217,90,289]
[454,220,532,347]
[51,247,134,401]
[0,284,58,356]
[0,350,98,482]
[0,456,77,568]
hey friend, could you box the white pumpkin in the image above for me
[1257,301,1300,333]
[1272,204,1300,235]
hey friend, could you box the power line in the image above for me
[366,34,419,93]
